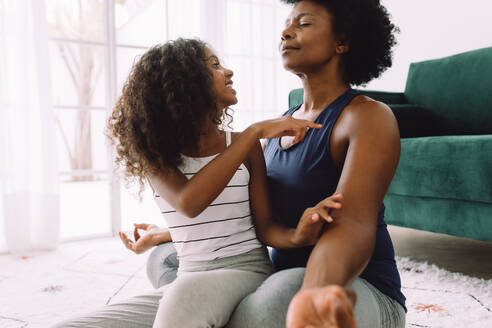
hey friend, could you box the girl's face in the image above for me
[205,48,237,109]
[279,0,345,74]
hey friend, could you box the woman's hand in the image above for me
[286,285,357,328]
[292,193,343,247]
[119,223,168,254]
[252,116,322,144]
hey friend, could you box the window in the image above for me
[46,0,112,240]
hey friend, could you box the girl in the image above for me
[107,38,342,327]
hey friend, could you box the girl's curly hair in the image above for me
[281,0,399,86]
[107,38,232,189]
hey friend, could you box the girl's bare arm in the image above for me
[150,117,321,218]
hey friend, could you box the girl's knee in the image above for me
[154,278,228,328]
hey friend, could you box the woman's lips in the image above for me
[281,46,300,54]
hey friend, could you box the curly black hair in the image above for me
[281,0,398,85]
[107,38,232,188]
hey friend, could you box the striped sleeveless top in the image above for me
[151,131,263,261]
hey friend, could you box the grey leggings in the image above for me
[153,247,272,328]
[52,243,405,328]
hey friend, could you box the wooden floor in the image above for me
[389,225,492,280]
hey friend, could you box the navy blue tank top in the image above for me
[264,88,406,310]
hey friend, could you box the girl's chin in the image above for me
[219,99,238,109]
[228,96,238,106]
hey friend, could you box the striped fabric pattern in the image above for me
[152,131,262,261]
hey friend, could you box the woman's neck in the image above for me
[298,61,350,112]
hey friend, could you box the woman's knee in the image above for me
[147,242,178,289]
[227,268,305,328]
[350,278,405,328]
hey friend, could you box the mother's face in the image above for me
[280,1,345,74]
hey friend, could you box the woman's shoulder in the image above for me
[341,96,397,133]
[349,95,393,115]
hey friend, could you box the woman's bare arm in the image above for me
[302,100,400,288]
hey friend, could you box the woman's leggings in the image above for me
[52,243,406,328]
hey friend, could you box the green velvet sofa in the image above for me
[288,47,492,242]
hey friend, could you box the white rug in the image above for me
[1,240,491,328]
[397,257,492,327]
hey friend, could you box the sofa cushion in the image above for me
[389,135,492,204]
[404,47,492,135]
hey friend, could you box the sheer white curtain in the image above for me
[0,0,59,254]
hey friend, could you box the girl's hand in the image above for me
[119,223,163,254]
[252,116,322,145]
[292,193,343,247]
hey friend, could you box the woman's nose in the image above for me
[281,26,294,41]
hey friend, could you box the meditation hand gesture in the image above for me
[292,193,343,247]
[119,223,167,254]
[286,285,357,328]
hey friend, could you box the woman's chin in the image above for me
[282,60,303,75]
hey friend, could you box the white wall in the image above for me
[363,0,492,92]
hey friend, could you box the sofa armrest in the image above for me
[389,104,440,138]
[357,90,407,104]
[291,89,408,107]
